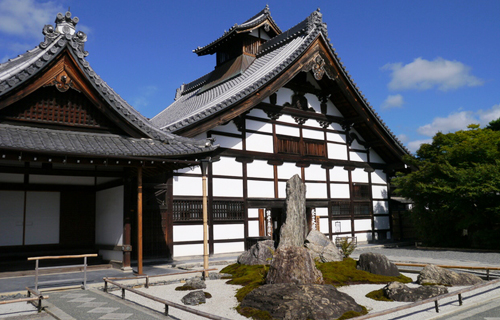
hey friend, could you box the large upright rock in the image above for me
[266,246,323,285]
[357,252,400,277]
[237,240,275,265]
[278,175,307,249]
[417,264,483,286]
[305,230,343,262]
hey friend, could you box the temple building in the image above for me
[0,11,216,268]
[151,6,410,257]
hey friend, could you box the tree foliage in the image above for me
[393,121,500,248]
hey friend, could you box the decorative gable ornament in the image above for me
[40,10,88,57]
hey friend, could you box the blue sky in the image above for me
[1,0,499,152]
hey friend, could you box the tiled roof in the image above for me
[0,124,210,158]
[151,8,409,155]
[0,11,217,157]
[193,5,281,56]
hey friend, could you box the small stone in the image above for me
[238,240,275,265]
[417,264,483,286]
[357,252,399,277]
[181,290,206,305]
[384,281,448,302]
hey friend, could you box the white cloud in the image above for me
[397,134,409,143]
[407,139,432,153]
[132,85,158,110]
[382,94,404,110]
[416,104,500,137]
[0,0,63,39]
[383,57,484,91]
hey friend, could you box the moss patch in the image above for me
[220,264,269,302]
[174,285,196,291]
[337,306,368,319]
[204,292,212,299]
[236,306,273,320]
[366,288,393,302]
[317,258,412,286]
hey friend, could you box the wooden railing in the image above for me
[28,253,98,290]
[0,287,49,313]
[103,268,230,319]
[352,278,500,319]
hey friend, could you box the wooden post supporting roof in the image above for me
[137,166,143,275]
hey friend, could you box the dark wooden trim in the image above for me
[0,166,124,177]
[208,161,214,255]
[241,114,249,249]
[208,130,243,139]
[245,129,273,136]
[173,238,245,246]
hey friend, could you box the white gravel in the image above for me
[109,271,500,320]
[0,301,39,319]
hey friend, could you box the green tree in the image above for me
[393,120,500,249]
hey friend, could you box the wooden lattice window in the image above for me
[353,202,371,216]
[173,200,244,222]
[331,201,350,216]
[304,139,326,157]
[352,184,370,199]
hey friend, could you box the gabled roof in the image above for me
[0,11,216,159]
[193,5,281,56]
[151,8,410,161]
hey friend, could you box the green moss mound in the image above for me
[174,285,195,291]
[366,288,393,302]
[220,264,269,302]
[236,306,273,320]
[317,258,412,286]
[337,306,368,319]
[204,292,212,298]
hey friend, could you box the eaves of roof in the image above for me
[0,22,217,156]
[193,5,281,56]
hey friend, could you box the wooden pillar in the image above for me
[201,159,209,278]
[137,166,143,275]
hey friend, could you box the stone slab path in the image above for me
[44,289,169,320]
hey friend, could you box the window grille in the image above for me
[173,200,244,221]
[331,201,350,216]
[353,202,371,216]
[352,184,370,199]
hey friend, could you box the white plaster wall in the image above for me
[248,180,274,198]
[275,87,293,106]
[246,132,273,153]
[176,166,198,174]
[370,149,385,163]
[330,167,349,182]
[0,173,23,183]
[25,191,60,245]
[305,164,326,181]
[306,182,327,199]
[372,170,387,184]
[213,224,244,240]
[350,139,365,150]
[213,121,240,134]
[212,157,242,176]
[328,143,348,160]
[304,93,321,113]
[332,220,351,232]
[248,208,259,218]
[248,220,260,237]
[29,175,94,185]
[319,218,329,232]
[278,181,287,198]
[247,160,274,179]
[275,124,300,136]
[174,244,203,257]
[277,114,296,124]
[95,186,123,249]
[354,219,372,232]
[374,216,390,230]
[211,134,243,150]
[357,233,370,242]
[212,178,243,197]
[246,119,272,133]
[302,128,324,140]
[0,190,24,246]
[330,183,350,198]
[173,176,202,196]
[351,168,369,183]
[349,151,368,162]
[326,132,347,143]
[214,242,245,254]
[173,225,204,242]
[373,201,389,214]
[326,101,343,117]
[372,185,388,199]
[316,207,328,217]
[277,162,301,180]
[246,108,268,119]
